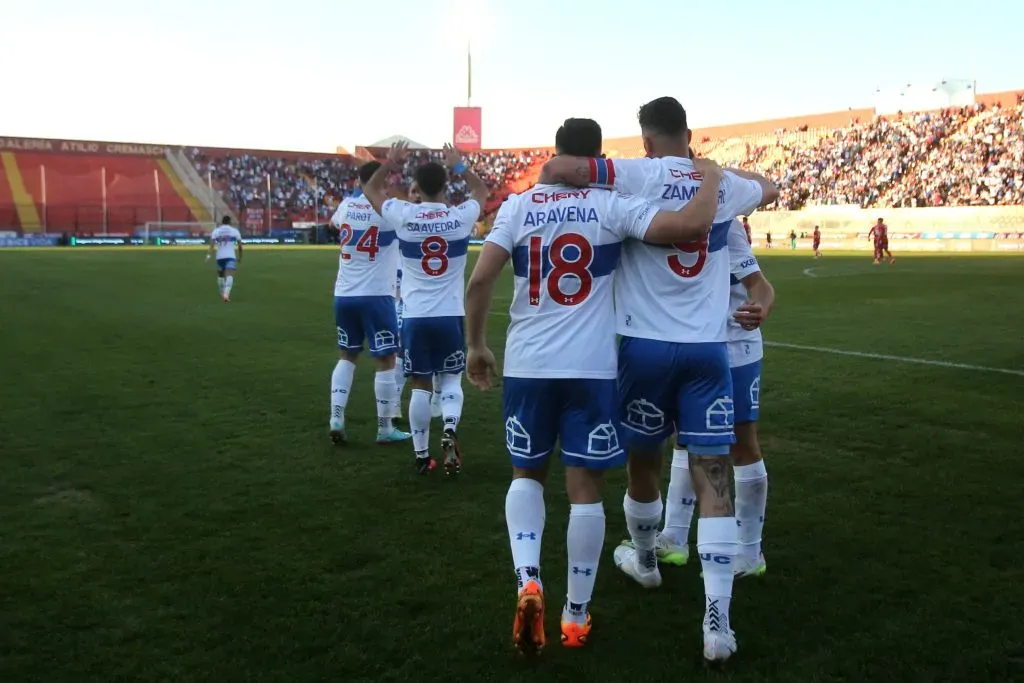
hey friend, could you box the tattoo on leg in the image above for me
[689,454,734,517]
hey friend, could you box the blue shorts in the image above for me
[618,337,735,455]
[334,295,400,357]
[216,258,237,274]
[731,360,761,424]
[401,315,465,376]
[503,377,625,470]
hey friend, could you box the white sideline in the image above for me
[766,341,1024,378]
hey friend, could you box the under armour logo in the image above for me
[515,532,537,541]
[571,567,593,576]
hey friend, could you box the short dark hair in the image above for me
[359,160,382,184]
[415,162,448,197]
[555,118,603,157]
[221,216,231,225]
[637,96,688,138]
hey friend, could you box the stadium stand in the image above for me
[1,88,1020,235]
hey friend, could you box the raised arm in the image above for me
[443,143,489,207]
[641,158,723,244]
[364,141,409,216]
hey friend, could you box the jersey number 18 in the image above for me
[528,233,593,306]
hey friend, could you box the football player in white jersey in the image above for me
[393,183,447,424]
[661,219,775,579]
[328,161,411,446]
[206,216,243,302]
[364,142,488,475]
[539,97,779,663]
[464,118,723,655]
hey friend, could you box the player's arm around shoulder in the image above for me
[723,166,779,210]
[537,155,647,194]
[640,158,723,244]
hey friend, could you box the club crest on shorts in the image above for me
[374,329,396,351]
[625,398,665,434]
[505,416,531,456]
[705,396,735,431]
[587,422,622,457]
[749,376,760,410]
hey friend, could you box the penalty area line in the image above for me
[766,341,1024,378]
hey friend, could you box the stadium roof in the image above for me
[366,135,429,149]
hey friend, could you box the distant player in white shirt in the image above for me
[539,97,778,663]
[394,182,446,423]
[363,141,488,475]
[206,216,243,302]
[328,161,411,446]
[463,118,722,655]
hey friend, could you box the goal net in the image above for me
[141,221,217,245]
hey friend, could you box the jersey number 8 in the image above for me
[667,236,708,278]
[528,233,593,306]
[338,224,380,261]
[420,235,449,276]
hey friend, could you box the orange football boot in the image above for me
[560,610,592,648]
[512,580,545,655]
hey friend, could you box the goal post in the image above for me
[141,221,217,244]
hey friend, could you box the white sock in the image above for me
[374,371,396,434]
[565,502,605,622]
[506,478,545,593]
[217,276,225,294]
[330,360,356,423]
[391,368,406,418]
[663,448,696,545]
[409,388,431,456]
[438,372,464,433]
[697,516,738,633]
[624,494,663,571]
[734,460,768,561]
[430,374,442,418]
[224,275,234,297]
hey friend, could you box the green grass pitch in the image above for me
[1,248,1022,682]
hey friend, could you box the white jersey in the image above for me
[210,225,242,260]
[331,195,399,298]
[606,157,763,343]
[380,198,481,319]
[726,219,764,366]
[486,185,656,379]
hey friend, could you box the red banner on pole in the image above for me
[453,107,482,151]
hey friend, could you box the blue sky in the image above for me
[3,0,1020,152]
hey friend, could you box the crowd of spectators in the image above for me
[187,146,548,222]
[731,95,1024,210]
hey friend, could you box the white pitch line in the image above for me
[802,267,818,278]
[766,341,1024,378]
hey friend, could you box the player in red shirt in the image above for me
[812,225,821,258]
[741,216,752,243]
[868,218,895,265]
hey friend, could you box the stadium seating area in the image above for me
[2,90,1022,235]
[0,152,199,233]
[717,95,1024,211]
[182,146,548,228]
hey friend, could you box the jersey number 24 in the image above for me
[528,233,593,306]
[338,224,380,261]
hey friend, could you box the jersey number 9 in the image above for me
[338,224,380,261]
[528,233,593,306]
[667,236,708,278]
